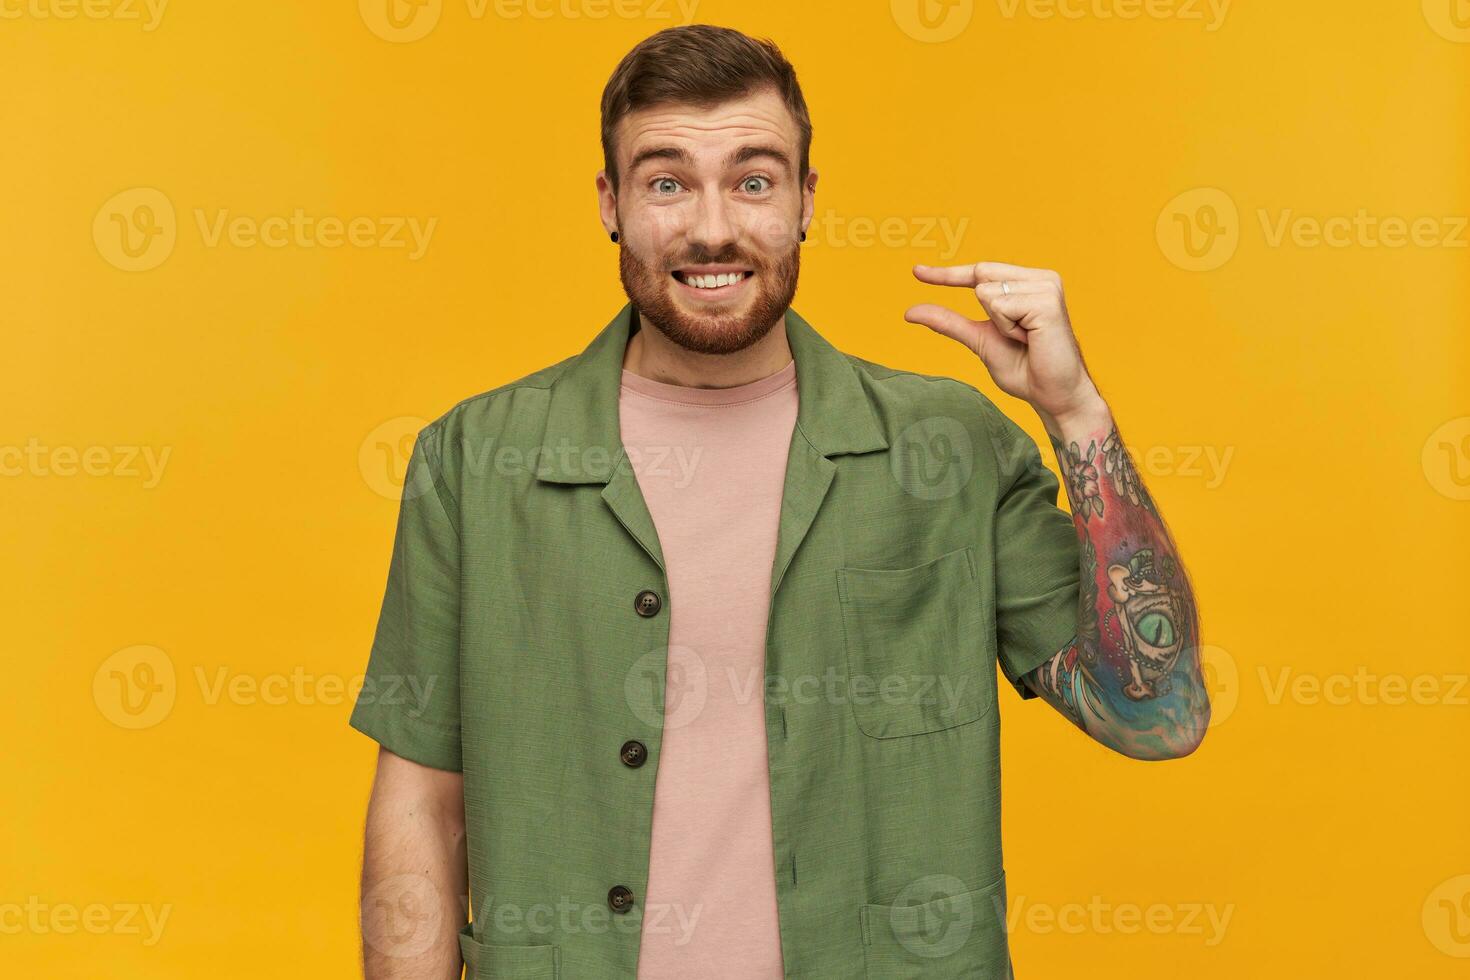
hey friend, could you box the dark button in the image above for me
[634,589,662,618]
[608,884,635,913]
[620,739,647,768]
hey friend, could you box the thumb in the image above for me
[904,303,981,354]
[903,304,1026,379]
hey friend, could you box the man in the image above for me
[351,24,1209,980]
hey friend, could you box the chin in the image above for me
[662,306,764,355]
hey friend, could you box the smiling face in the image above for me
[598,86,816,356]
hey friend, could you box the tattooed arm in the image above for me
[905,259,1209,759]
[1021,403,1210,760]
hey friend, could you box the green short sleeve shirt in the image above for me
[350,303,1081,979]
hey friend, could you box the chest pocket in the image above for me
[838,545,991,739]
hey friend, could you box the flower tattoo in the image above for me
[1101,428,1155,514]
[1056,438,1106,520]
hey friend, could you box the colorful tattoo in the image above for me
[1026,423,1209,759]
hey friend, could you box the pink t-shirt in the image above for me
[618,355,798,980]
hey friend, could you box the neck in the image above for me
[622,310,793,388]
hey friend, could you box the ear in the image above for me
[800,167,819,238]
[595,169,618,238]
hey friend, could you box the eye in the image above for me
[651,177,682,195]
[741,175,773,194]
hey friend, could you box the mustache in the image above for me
[667,253,760,270]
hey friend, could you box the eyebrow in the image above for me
[627,143,793,177]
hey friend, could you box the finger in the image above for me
[904,304,1027,367]
[974,279,1055,302]
[978,280,1066,333]
[912,261,1058,288]
[972,262,1061,287]
[974,278,1056,323]
[984,293,1041,336]
[911,262,984,288]
[973,287,1025,342]
[903,303,984,354]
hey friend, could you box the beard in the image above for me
[618,234,801,356]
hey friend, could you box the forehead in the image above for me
[616,87,799,169]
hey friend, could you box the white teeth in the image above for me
[683,272,747,289]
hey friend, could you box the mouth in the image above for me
[671,266,755,300]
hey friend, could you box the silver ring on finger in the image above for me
[1000,280,1011,296]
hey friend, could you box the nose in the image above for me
[685,191,739,256]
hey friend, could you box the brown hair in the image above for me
[599,25,813,193]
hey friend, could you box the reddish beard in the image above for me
[618,237,801,355]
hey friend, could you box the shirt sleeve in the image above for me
[348,423,463,770]
[982,400,1082,700]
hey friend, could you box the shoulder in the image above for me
[413,354,573,453]
[841,351,1034,460]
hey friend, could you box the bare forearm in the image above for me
[360,753,468,979]
[1024,400,1210,759]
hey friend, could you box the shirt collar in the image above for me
[535,302,888,484]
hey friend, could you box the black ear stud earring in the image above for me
[610,231,619,243]
[799,231,806,242]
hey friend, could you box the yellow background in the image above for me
[3,1,1468,976]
